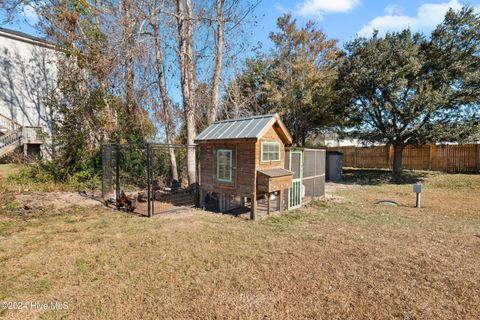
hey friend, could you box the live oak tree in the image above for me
[224,14,344,146]
[337,7,480,173]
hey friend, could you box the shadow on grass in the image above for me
[341,168,429,186]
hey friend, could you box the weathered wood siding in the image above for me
[199,124,289,197]
[199,141,256,196]
[256,125,285,170]
[257,174,292,193]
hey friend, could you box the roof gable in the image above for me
[195,114,292,144]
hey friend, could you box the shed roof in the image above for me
[258,168,294,178]
[195,114,292,144]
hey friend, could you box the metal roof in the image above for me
[195,114,278,141]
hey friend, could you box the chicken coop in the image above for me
[195,114,325,220]
[101,143,198,216]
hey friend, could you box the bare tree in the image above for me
[208,0,224,124]
[151,22,179,181]
[175,0,197,185]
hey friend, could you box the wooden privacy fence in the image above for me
[328,144,480,173]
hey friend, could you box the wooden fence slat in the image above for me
[327,144,480,173]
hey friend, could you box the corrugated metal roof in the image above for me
[195,114,277,141]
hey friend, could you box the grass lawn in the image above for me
[0,166,479,319]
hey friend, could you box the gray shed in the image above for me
[326,151,343,182]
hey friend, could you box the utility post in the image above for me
[413,183,422,208]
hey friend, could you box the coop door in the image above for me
[288,151,303,209]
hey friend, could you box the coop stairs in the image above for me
[0,113,44,159]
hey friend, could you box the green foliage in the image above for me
[224,14,345,145]
[31,0,156,187]
[8,163,57,185]
[7,159,101,191]
[337,7,480,171]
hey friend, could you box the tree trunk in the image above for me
[208,0,225,125]
[393,144,404,173]
[176,0,197,185]
[152,24,179,182]
[123,0,135,114]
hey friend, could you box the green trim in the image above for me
[261,141,281,162]
[216,149,233,182]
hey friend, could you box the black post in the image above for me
[195,145,200,207]
[147,143,152,217]
[151,145,155,215]
[115,143,120,209]
[101,145,105,199]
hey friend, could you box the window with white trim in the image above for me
[261,141,280,162]
[216,149,232,182]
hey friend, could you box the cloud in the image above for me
[23,5,39,24]
[384,4,404,15]
[296,0,361,18]
[358,0,464,37]
[274,3,290,15]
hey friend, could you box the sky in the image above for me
[250,0,480,49]
[2,0,480,50]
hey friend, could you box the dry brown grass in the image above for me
[0,167,479,319]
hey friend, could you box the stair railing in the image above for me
[0,127,23,149]
[23,126,44,141]
[0,114,21,132]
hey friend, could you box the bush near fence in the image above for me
[328,144,480,173]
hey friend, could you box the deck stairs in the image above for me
[0,113,44,159]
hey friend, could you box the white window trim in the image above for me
[261,141,281,163]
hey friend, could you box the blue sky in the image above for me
[251,0,480,49]
[2,0,480,50]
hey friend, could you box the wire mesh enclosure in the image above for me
[285,148,326,207]
[302,148,326,201]
[102,143,198,216]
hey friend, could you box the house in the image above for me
[195,114,325,220]
[0,27,57,160]
[309,131,359,147]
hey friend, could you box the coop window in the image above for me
[216,149,232,182]
[261,141,280,162]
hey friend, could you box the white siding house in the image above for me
[0,27,57,159]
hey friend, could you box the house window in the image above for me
[216,149,232,182]
[261,141,281,162]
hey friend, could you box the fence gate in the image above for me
[102,143,198,217]
[288,150,303,209]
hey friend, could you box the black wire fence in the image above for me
[102,143,199,217]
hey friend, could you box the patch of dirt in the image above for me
[325,182,359,194]
[325,182,359,202]
[16,191,102,210]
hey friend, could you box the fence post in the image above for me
[147,143,152,217]
[385,145,390,169]
[195,145,200,207]
[429,145,433,171]
[115,143,120,208]
[354,147,357,168]
[477,144,480,173]
[101,145,105,199]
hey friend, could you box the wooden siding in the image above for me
[257,173,293,193]
[199,141,256,196]
[256,126,286,170]
[328,144,480,173]
[198,119,298,219]
[199,123,290,197]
